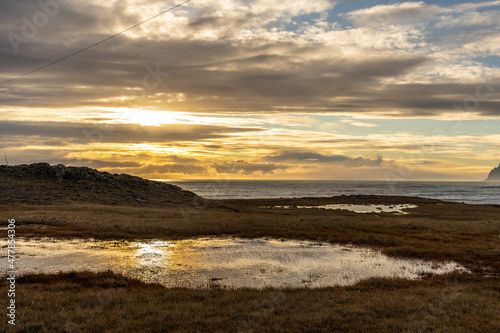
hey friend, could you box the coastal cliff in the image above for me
[485,164,500,182]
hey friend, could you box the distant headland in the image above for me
[485,164,500,182]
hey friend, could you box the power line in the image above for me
[0,0,192,85]
[0,135,8,165]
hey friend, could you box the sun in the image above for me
[112,108,186,126]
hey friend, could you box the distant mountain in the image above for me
[0,163,204,206]
[485,164,500,182]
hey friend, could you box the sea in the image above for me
[167,180,500,205]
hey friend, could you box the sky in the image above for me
[1,0,499,181]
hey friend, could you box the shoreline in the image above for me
[168,180,500,205]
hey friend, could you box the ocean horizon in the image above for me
[166,180,500,205]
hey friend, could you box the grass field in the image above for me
[2,198,499,273]
[1,197,499,332]
[2,271,499,332]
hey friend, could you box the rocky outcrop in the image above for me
[0,163,204,206]
[485,164,500,182]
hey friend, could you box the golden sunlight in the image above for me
[112,109,187,126]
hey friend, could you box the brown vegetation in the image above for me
[1,271,498,332]
[1,166,499,332]
[2,199,499,274]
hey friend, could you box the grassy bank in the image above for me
[1,271,498,332]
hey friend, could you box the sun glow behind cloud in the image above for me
[0,0,499,180]
[113,109,187,126]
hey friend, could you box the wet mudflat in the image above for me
[2,237,467,288]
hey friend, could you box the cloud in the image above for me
[346,2,444,27]
[411,160,439,165]
[433,1,500,28]
[452,0,500,12]
[0,0,498,119]
[211,160,287,175]
[0,0,499,181]
[0,42,431,114]
[436,11,500,28]
[140,163,207,174]
[162,155,200,163]
[0,121,262,143]
[463,35,500,55]
[266,152,385,166]
[342,121,379,128]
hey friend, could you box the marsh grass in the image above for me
[1,271,498,332]
[2,200,499,274]
[2,168,498,331]
[1,198,499,332]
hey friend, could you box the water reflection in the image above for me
[1,237,466,289]
[261,204,418,214]
[133,241,171,277]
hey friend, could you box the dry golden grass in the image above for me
[1,167,499,331]
[1,198,499,332]
[1,271,498,333]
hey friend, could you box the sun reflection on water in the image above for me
[1,237,469,289]
[130,241,174,278]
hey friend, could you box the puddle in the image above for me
[0,237,466,289]
[261,204,418,214]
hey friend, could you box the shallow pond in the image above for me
[1,237,466,289]
[262,204,418,214]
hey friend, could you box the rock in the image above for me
[485,164,500,182]
[0,163,203,206]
